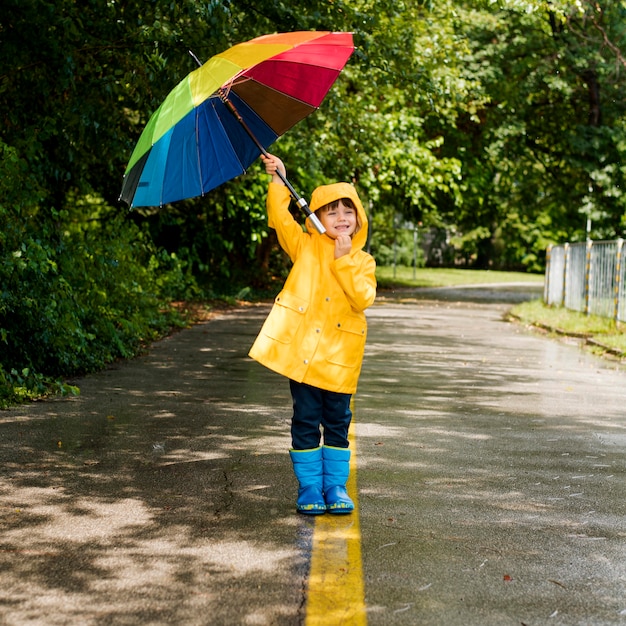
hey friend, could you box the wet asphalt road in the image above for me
[1,283,625,625]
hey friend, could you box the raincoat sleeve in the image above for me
[331,252,377,313]
[266,182,306,262]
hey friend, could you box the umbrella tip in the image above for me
[188,50,203,67]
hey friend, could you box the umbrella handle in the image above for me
[271,167,327,235]
[219,92,326,235]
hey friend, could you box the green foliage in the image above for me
[0,141,188,405]
[369,215,425,267]
[433,0,626,267]
[136,168,274,294]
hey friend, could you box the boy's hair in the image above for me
[314,197,362,234]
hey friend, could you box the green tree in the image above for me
[432,0,626,269]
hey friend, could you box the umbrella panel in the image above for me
[231,80,314,135]
[197,93,278,196]
[242,61,345,109]
[131,125,177,206]
[257,41,355,74]
[120,150,149,206]
[126,92,279,207]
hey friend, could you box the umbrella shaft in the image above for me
[220,91,326,234]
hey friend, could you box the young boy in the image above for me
[249,154,376,515]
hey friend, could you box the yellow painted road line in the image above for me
[305,415,367,625]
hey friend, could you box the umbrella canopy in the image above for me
[120,31,354,208]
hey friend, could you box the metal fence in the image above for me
[544,239,626,322]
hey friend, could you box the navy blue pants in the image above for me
[289,380,352,450]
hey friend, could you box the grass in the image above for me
[376,266,544,288]
[509,299,626,356]
[509,299,616,335]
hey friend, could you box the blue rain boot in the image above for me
[289,448,327,515]
[322,445,354,514]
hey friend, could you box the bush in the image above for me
[0,143,190,406]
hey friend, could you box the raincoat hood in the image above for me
[308,182,368,250]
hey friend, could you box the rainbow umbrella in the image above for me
[120,31,354,232]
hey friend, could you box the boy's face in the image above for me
[318,200,357,239]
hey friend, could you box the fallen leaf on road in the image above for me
[548,579,567,589]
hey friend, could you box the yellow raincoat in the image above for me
[249,181,377,394]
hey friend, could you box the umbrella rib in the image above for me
[195,107,204,197]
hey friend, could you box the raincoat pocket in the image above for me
[326,315,366,368]
[263,291,309,344]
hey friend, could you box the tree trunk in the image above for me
[583,68,601,127]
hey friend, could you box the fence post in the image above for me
[562,243,569,308]
[584,240,593,316]
[615,238,624,322]
[544,245,552,303]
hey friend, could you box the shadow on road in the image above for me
[1,308,312,625]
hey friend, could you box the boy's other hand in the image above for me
[334,234,352,259]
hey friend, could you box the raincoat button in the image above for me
[299,307,303,312]
[304,359,309,364]
[316,329,320,333]
[325,297,330,302]
[337,323,341,328]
